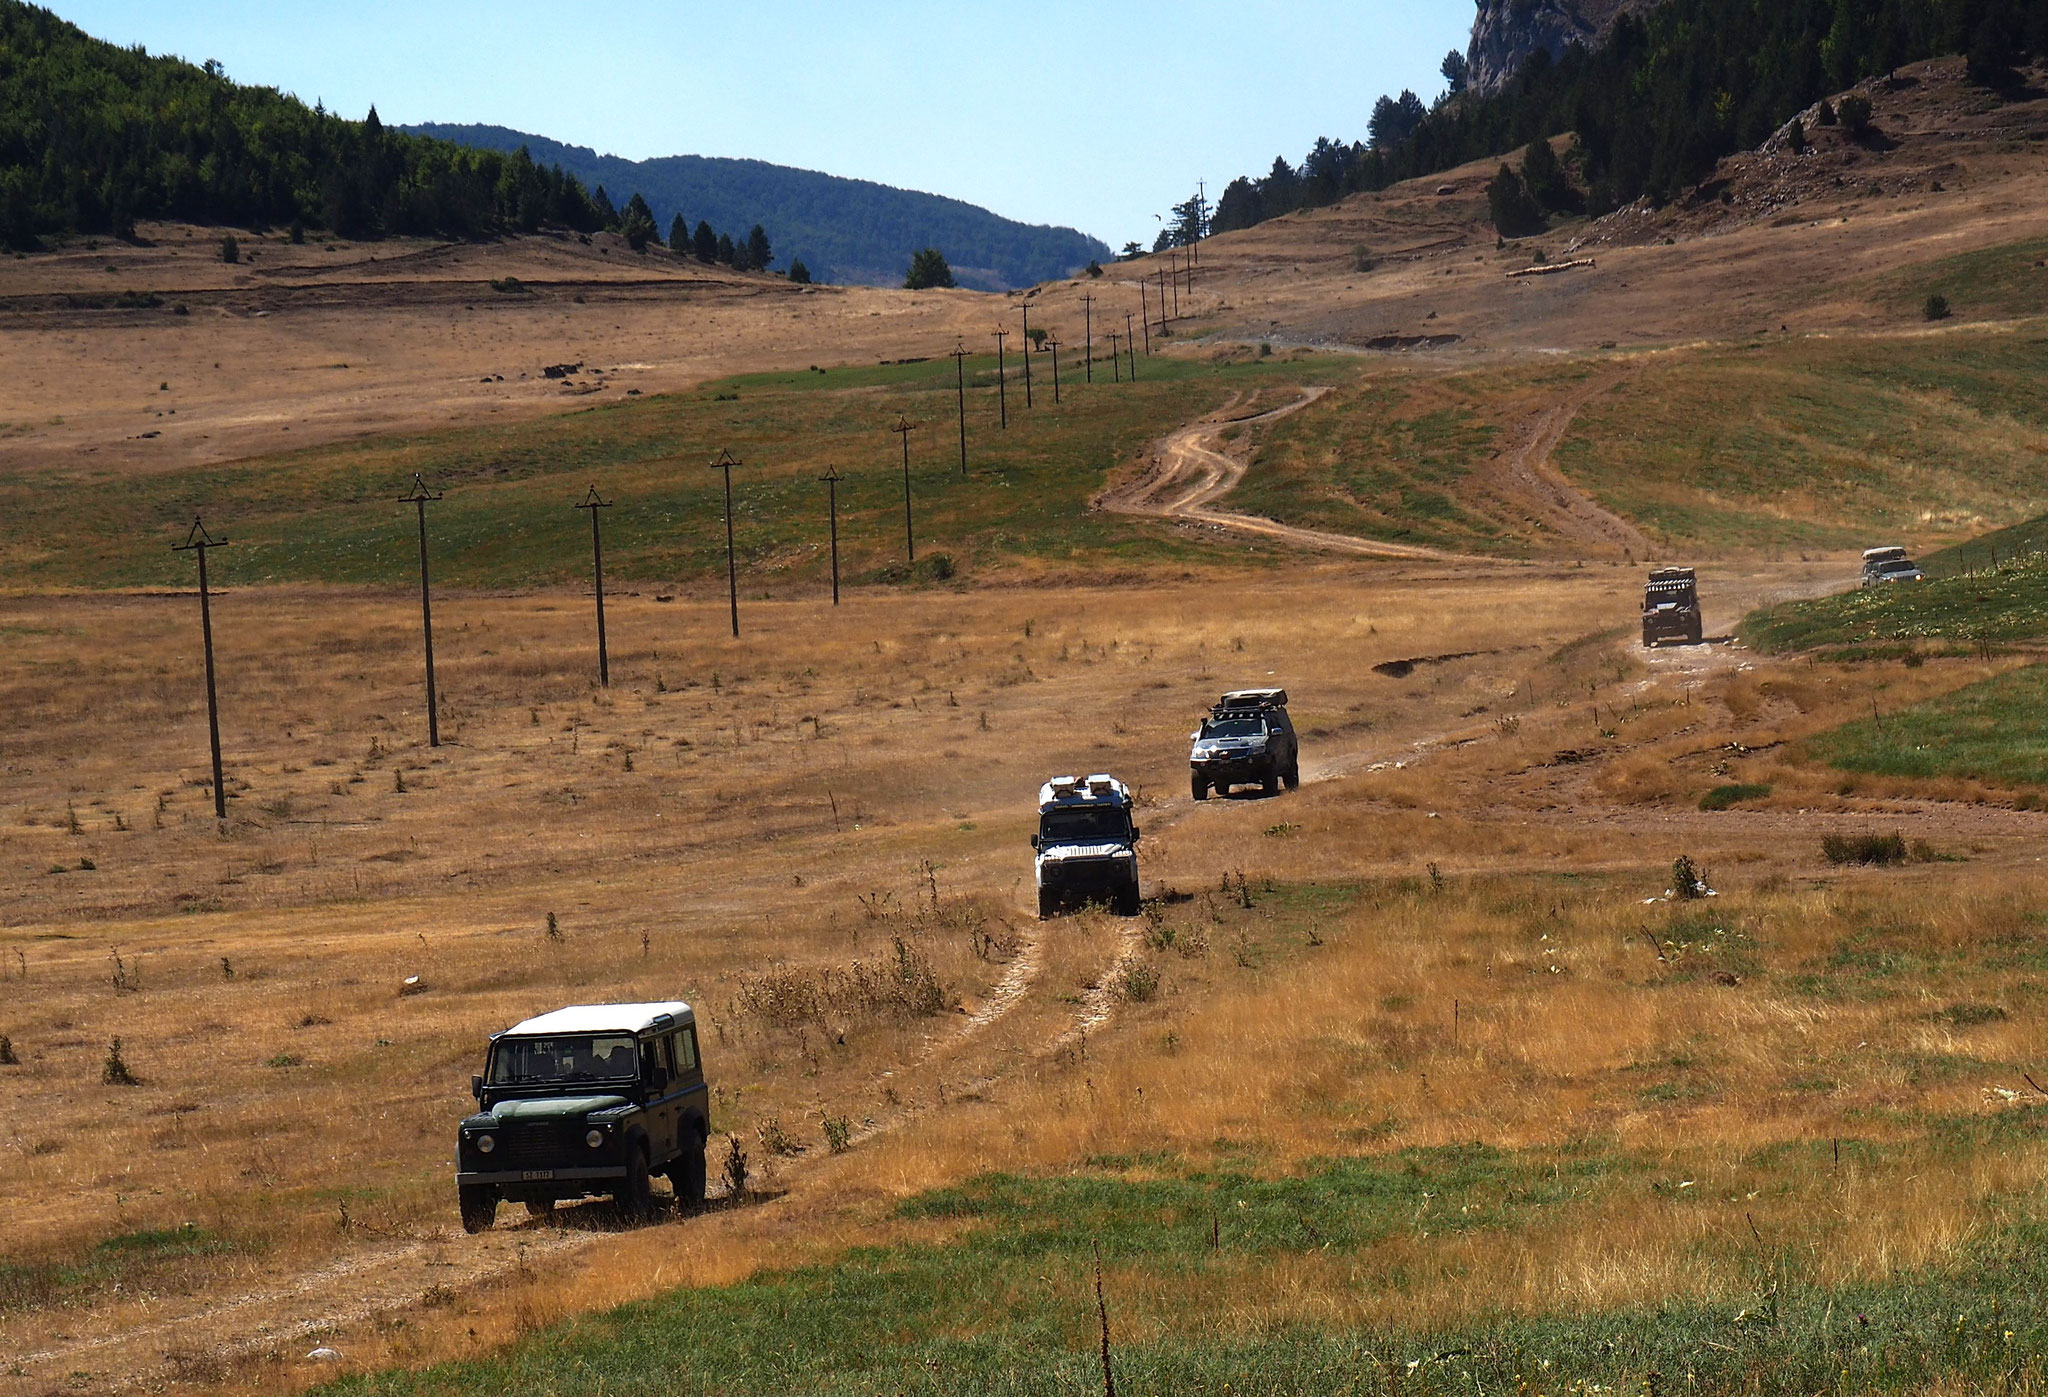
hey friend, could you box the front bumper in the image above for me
[1193,756,1272,780]
[458,1165,628,1186]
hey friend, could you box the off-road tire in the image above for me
[1116,878,1142,917]
[1284,760,1301,790]
[677,1128,708,1210]
[523,1198,555,1219]
[1687,621,1703,645]
[1191,772,1208,800]
[1037,888,1057,920]
[1262,768,1280,796]
[616,1144,655,1223]
[458,1184,498,1234]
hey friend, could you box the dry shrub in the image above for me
[736,936,947,1034]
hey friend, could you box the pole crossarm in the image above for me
[172,517,228,553]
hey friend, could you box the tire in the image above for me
[458,1184,498,1235]
[1116,878,1142,917]
[1037,888,1057,920]
[1284,760,1301,790]
[677,1128,708,1210]
[1262,768,1280,796]
[523,1198,556,1220]
[616,1144,654,1223]
[1191,773,1208,800]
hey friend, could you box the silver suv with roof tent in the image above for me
[1189,689,1299,798]
[1032,774,1142,918]
[1861,546,1923,586]
[455,1001,709,1231]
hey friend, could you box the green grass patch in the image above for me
[0,1223,242,1314]
[1869,233,2048,323]
[1808,665,2048,787]
[1553,333,2048,552]
[322,1136,2048,1397]
[1699,781,1771,810]
[1922,512,2048,578]
[1739,557,2048,652]
[0,354,1354,591]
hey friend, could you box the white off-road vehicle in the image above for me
[1031,774,1142,918]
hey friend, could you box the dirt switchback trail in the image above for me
[1097,387,1463,561]
[1481,371,1653,557]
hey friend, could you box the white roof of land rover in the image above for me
[1038,774,1132,810]
[503,1002,693,1037]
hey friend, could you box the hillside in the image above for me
[405,124,1111,291]
[0,2,602,247]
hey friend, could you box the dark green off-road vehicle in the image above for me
[454,1002,709,1232]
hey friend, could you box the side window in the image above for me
[673,1026,699,1073]
[642,1036,672,1082]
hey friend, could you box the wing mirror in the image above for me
[1030,834,1042,851]
[471,1074,484,1103]
[1131,826,1142,843]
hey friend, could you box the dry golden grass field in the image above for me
[7,52,2048,1397]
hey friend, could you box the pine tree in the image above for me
[669,213,687,251]
[591,185,620,230]
[620,192,657,251]
[903,247,955,290]
[1486,164,1545,238]
[1520,138,1579,214]
[732,236,752,272]
[788,258,812,284]
[1441,50,1468,95]
[716,232,736,265]
[746,224,772,272]
[693,220,717,263]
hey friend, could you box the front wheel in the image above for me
[1262,769,1280,796]
[1284,761,1301,790]
[1116,879,1142,917]
[458,1184,498,1234]
[1191,772,1208,801]
[1037,887,1057,920]
[615,1145,654,1223]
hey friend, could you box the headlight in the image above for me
[476,1134,495,1154]
[586,1129,604,1148]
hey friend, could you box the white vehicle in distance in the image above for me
[1031,774,1141,918]
[1860,546,1924,586]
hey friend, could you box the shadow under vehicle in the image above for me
[455,1002,708,1233]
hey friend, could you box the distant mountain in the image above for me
[403,124,1110,291]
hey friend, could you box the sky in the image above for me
[55,1,1475,247]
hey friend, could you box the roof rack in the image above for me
[1215,688,1287,711]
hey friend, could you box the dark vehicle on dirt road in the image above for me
[1190,689,1299,798]
[1860,546,1924,587]
[455,1002,708,1233]
[1641,568,1703,647]
[1033,774,1142,918]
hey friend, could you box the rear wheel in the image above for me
[1191,772,1208,800]
[615,1145,654,1223]
[678,1128,708,1210]
[458,1185,498,1235]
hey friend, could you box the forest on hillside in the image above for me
[1207,0,2047,237]
[405,125,1111,290]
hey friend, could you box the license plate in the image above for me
[520,1170,555,1181]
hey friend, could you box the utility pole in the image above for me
[992,326,1009,429]
[1082,293,1094,383]
[891,413,921,564]
[1139,278,1151,354]
[172,517,230,819]
[819,465,841,605]
[1107,330,1122,383]
[1168,255,1179,319]
[1126,312,1138,381]
[709,449,742,638]
[576,485,612,687]
[950,342,969,476]
[1047,335,1062,404]
[398,473,444,747]
[1020,303,1033,409]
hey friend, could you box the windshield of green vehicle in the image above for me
[489,1034,639,1085]
[1202,717,1267,739]
[1040,806,1131,844]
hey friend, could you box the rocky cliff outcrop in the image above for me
[1465,0,1665,95]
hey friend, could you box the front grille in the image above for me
[494,1120,582,1169]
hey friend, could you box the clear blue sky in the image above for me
[55,1,1473,247]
